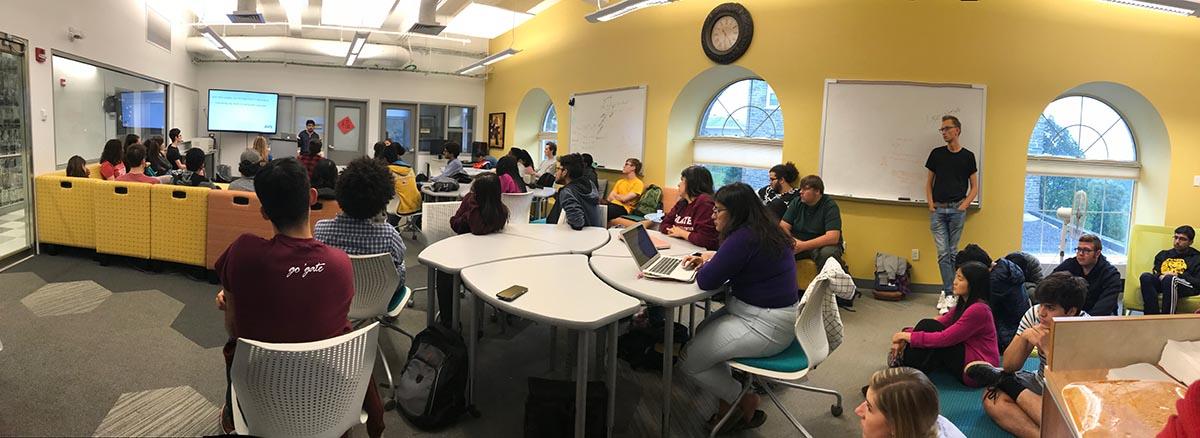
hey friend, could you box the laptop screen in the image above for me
[621,225,658,267]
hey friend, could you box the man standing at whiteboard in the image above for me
[925,115,980,313]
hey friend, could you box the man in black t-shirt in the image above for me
[925,115,979,312]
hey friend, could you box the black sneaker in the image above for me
[965,361,1004,387]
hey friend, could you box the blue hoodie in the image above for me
[990,258,1031,352]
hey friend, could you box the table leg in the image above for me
[549,326,558,374]
[704,298,711,318]
[607,323,617,438]
[467,293,478,407]
[426,267,437,327]
[451,274,461,332]
[689,303,696,335]
[661,305,675,438]
[575,329,592,438]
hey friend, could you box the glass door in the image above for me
[0,32,30,263]
[326,99,367,164]
[381,103,417,165]
[417,104,446,176]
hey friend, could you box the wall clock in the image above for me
[701,3,753,65]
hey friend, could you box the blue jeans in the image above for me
[930,207,966,293]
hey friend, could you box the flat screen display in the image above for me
[119,91,165,129]
[207,89,279,134]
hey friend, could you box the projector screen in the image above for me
[207,89,279,134]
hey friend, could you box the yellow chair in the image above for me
[151,185,210,267]
[309,199,342,231]
[1124,224,1200,314]
[34,174,97,249]
[94,180,152,260]
[206,190,275,270]
[85,163,104,180]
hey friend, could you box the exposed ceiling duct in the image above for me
[227,0,267,24]
[186,36,413,67]
[409,0,447,35]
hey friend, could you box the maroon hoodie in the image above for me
[660,193,719,250]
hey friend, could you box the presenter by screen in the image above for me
[925,115,979,312]
[298,119,320,156]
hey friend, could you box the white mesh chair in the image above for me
[230,323,380,438]
[501,191,535,224]
[420,201,462,247]
[348,253,414,410]
[709,263,846,438]
[554,203,606,228]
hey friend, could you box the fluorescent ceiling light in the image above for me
[1100,0,1196,15]
[456,48,520,75]
[526,0,560,15]
[322,0,398,28]
[345,53,359,66]
[346,31,369,66]
[585,0,675,23]
[199,26,240,60]
[444,3,533,39]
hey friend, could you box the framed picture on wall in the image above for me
[488,112,505,149]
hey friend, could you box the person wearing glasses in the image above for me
[1139,225,1200,314]
[758,162,800,220]
[1051,233,1123,315]
[925,115,980,314]
[780,174,844,271]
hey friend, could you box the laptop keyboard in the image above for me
[648,257,681,275]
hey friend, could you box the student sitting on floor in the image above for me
[98,139,125,181]
[494,155,527,194]
[314,157,407,312]
[433,172,509,325]
[213,157,384,437]
[967,272,1089,438]
[605,158,644,224]
[310,158,338,201]
[1139,225,1200,314]
[1052,233,1122,315]
[65,155,89,178]
[953,244,1030,353]
[228,150,262,193]
[115,144,159,184]
[890,261,998,387]
[679,183,799,434]
[661,165,719,250]
[857,367,966,438]
[170,148,217,189]
[545,153,602,230]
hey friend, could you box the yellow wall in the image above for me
[485,0,1200,283]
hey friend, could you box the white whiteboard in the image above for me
[819,80,986,205]
[569,86,647,170]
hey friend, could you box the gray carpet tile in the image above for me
[0,271,44,302]
[20,280,112,317]
[92,386,221,437]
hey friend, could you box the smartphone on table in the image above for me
[496,285,528,302]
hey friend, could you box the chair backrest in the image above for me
[501,191,534,225]
[85,163,104,180]
[231,323,379,438]
[596,178,609,198]
[421,201,462,246]
[555,203,605,227]
[206,190,275,269]
[309,200,342,230]
[794,260,846,370]
[1124,224,1177,311]
[348,253,401,320]
[661,186,680,213]
[151,184,210,267]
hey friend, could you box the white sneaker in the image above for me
[936,292,951,314]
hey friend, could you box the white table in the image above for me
[590,228,706,258]
[502,223,610,254]
[588,255,722,438]
[460,255,640,438]
[463,167,494,176]
[417,232,569,327]
[420,181,472,200]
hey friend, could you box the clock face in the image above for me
[711,15,739,52]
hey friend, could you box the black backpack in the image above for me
[616,322,690,371]
[396,324,470,430]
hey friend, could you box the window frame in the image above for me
[693,78,784,176]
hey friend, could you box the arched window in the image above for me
[538,103,557,152]
[1022,96,1140,262]
[694,79,783,189]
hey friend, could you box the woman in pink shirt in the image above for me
[494,155,527,194]
[98,139,126,180]
[890,261,999,387]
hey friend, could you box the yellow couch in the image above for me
[151,185,210,267]
[34,174,96,249]
[93,180,153,260]
[1124,224,1200,314]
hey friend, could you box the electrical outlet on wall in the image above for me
[912,249,920,261]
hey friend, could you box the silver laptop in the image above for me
[621,224,697,282]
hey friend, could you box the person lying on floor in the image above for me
[967,272,1089,438]
[889,261,999,387]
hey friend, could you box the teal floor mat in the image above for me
[929,358,1040,438]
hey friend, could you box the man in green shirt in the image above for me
[780,175,844,271]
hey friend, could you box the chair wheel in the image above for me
[830,405,843,417]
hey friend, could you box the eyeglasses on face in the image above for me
[712,206,727,214]
[939,126,957,133]
[1075,247,1096,254]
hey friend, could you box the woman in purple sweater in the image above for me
[679,183,799,433]
[890,261,1000,386]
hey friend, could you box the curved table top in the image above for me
[590,228,707,258]
[461,254,641,330]
[529,187,556,198]
[587,255,720,307]
[417,232,569,273]
[420,182,472,199]
[501,223,610,254]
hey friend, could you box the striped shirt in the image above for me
[1019,305,1090,374]
[314,213,407,288]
